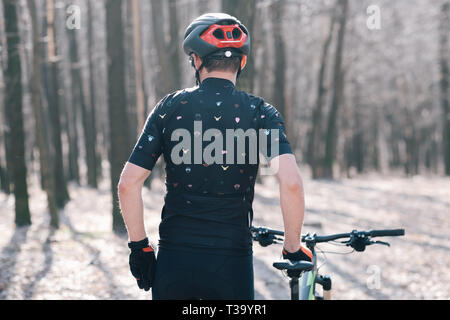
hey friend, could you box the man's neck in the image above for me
[200,71,237,86]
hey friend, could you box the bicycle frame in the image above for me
[298,269,317,300]
[290,248,332,300]
[292,248,318,300]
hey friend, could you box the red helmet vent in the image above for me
[200,24,248,49]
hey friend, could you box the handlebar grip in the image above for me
[370,229,405,237]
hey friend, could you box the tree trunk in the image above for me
[221,0,257,93]
[45,0,70,207]
[257,8,269,98]
[168,0,182,90]
[270,0,290,136]
[131,0,146,132]
[0,90,10,194]
[66,7,97,188]
[87,0,102,185]
[27,0,58,227]
[3,0,31,226]
[309,10,336,179]
[106,0,129,233]
[66,70,80,184]
[1,4,10,195]
[150,0,174,98]
[324,0,349,179]
[125,0,138,150]
[0,159,7,192]
[439,1,450,175]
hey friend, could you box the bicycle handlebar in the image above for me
[252,226,285,236]
[251,226,405,249]
[305,229,405,243]
[368,229,405,237]
[303,232,349,243]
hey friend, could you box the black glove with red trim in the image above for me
[128,237,156,291]
[282,246,313,277]
[282,246,313,262]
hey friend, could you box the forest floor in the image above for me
[0,172,449,300]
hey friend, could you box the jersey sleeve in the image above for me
[127,96,168,171]
[259,102,293,162]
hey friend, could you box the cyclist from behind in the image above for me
[118,13,312,300]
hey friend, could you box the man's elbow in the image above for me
[117,179,140,196]
[117,180,128,195]
[282,173,304,194]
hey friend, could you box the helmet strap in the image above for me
[236,66,242,80]
[191,57,205,86]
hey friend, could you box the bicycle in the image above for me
[251,226,405,300]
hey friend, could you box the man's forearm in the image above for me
[279,177,305,253]
[118,186,147,242]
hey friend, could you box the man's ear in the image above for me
[193,54,203,70]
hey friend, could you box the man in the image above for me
[118,13,312,300]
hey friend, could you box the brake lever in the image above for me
[373,240,390,247]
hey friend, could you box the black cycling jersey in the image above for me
[127,77,292,256]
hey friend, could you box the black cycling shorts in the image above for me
[152,248,254,300]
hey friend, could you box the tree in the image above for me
[2,0,31,226]
[27,0,58,227]
[45,0,70,207]
[323,0,349,178]
[168,0,182,91]
[0,80,10,193]
[86,0,101,185]
[221,0,257,93]
[131,0,146,132]
[0,154,7,192]
[149,0,182,98]
[439,1,450,175]
[270,0,290,136]
[66,4,98,188]
[309,7,337,179]
[106,0,129,233]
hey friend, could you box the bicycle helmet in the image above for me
[183,13,251,84]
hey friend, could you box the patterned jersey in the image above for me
[127,77,292,255]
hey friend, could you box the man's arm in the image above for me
[271,154,305,253]
[118,162,151,242]
[119,95,169,241]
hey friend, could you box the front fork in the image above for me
[315,274,332,300]
[289,271,332,300]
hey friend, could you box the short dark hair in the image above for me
[203,56,241,73]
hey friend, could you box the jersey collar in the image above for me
[199,77,236,89]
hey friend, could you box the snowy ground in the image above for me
[0,172,449,300]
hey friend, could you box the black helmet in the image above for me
[183,13,251,59]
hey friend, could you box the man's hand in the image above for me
[282,246,313,262]
[282,246,313,278]
[128,238,156,291]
